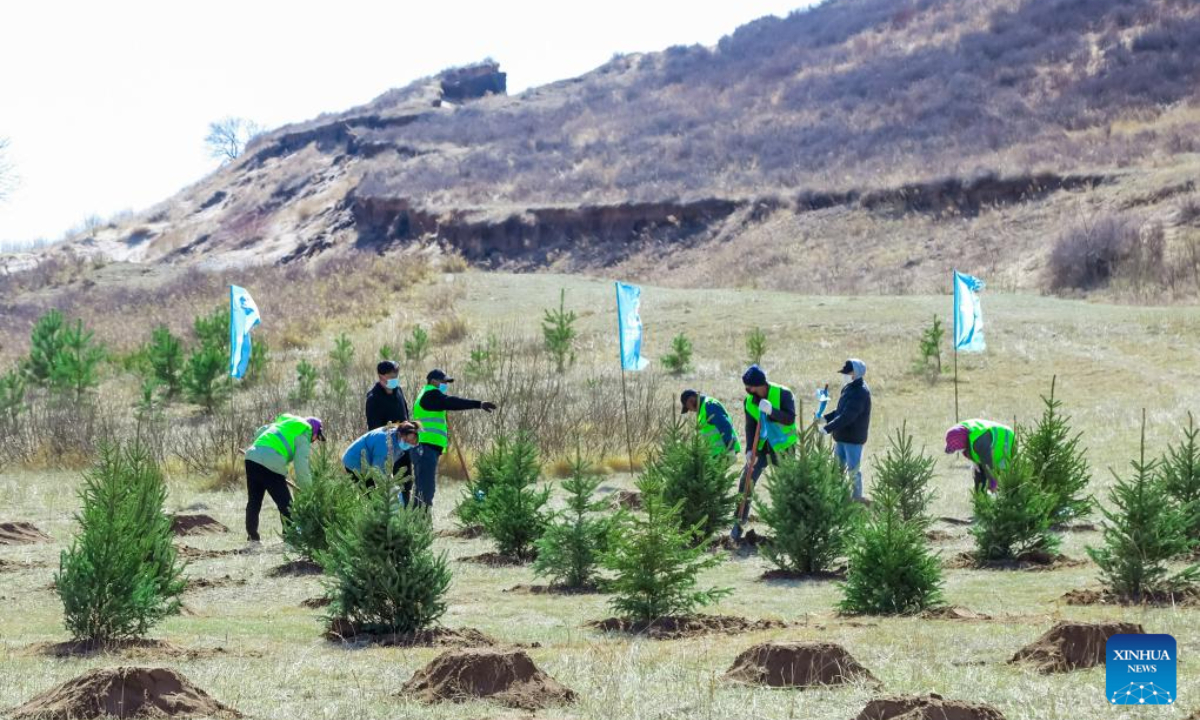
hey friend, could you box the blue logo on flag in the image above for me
[1107,634,1176,705]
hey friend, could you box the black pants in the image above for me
[245,460,292,541]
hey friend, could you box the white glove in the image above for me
[758,398,773,415]
[820,426,830,435]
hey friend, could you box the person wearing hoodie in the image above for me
[822,359,872,500]
[243,414,324,542]
[945,420,1014,492]
[409,369,498,509]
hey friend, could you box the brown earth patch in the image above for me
[504,584,605,595]
[609,490,641,510]
[1061,587,1200,607]
[918,606,992,621]
[711,529,771,553]
[300,596,332,609]
[7,666,240,719]
[944,551,1086,571]
[174,545,247,560]
[589,614,787,640]
[854,693,1006,719]
[435,525,486,539]
[759,568,847,582]
[185,575,247,592]
[0,522,51,545]
[0,558,49,572]
[401,647,576,710]
[169,514,228,536]
[724,641,877,688]
[266,559,323,577]
[25,639,229,661]
[1010,621,1144,673]
[325,619,498,648]
[925,529,955,542]
[457,552,528,567]
[1056,522,1098,532]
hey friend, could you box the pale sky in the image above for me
[0,0,815,246]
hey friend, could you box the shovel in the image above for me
[731,417,763,541]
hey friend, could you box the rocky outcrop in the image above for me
[440,62,507,101]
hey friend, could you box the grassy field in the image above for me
[2,273,1199,719]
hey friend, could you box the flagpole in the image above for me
[953,343,959,423]
[615,282,636,474]
[952,272,960,423]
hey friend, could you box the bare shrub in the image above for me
[432,315,470,345]
[1047,214,1139,292]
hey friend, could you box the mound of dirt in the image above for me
[0,522,51,545]
[854,693,1006,720]
[401,647,576,710]
[1011,621,1144,673]
[8,666,240,719]
[759,568,846,582]
[608,490,641,510]
[185,575,247,591]
[504,584,604,595]
[325,619,497,648]
[266,559,323,577]
[945,551,1086,571]
[724,641,876,688]
[457,552,528,566]
[711,529,771,552]
[300,596,332,609]
[589,614,787,640]
[925,529,955,542]
[169,514,228,536]
[1061,587,1200,607]
[919,606,992,621]
[435,525,485,540]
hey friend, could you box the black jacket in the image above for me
[413,387,486,455]
[365,383,409,431]
[744,385,797,453]
[823,378,871,445]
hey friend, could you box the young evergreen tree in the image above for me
[602,471,730,622]
[970,453,1060,562]
[1160,413,1200,542]
[0,366,27,427]
[290,359,319,405]
[24,309,66,386]
[404,326,430,364]
[758,430,862,574]
[49,319,106,400]
[745,326,767,365]
[56,443,186,643]
[1088,413,1199,601]
[912,315,944,381]
[283,447,363,563]
[146,324,184,397]
[192,307,228,352]
[533,454,615,588]
[477,434,551,559]
[324,493,451,635]
[324,333,354,399]
[839,498,944,615]
[650,421,738,543]
[464,333,500,382]
[871,423,937,525]
[1023,377,1093,524]
[542,288,578,373]
[182,344,228,412]
[660,333,694,376]
[242,338,271,387]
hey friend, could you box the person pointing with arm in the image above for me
[409,369,497,511]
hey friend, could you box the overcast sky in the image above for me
[0,0,815,245]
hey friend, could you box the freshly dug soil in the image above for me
[609,490,642,510]
[854,693,1006,720]
[169,514,228,536]
[759,568,847,582]
[1056,522,1098,532]
[0,522,51,545]
[300,596,332,609]
[401,648,576,710]
[1011,621,1144,673]
[457,552,528,567]
[919,606,992,621]
[27,640,226,661]
[435,525,486,540]
[185,575,247,592]
[711,529,771,552]
[589,614,787,640]
[0,558,48,572]
[1062,587,1200,607]
[724,641,876,688]
[266,559,323,577]
[325,619,497,648]
[174,546,246,560]
[925,529,955,542]
[945,551,1086,571]
[8,666,240,719]
[504,584,605,595]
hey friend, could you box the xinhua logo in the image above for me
[1106,634,1177,705]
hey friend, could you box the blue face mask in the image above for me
[397,440,413,452]
[438,383,449,393]
[386,378,400,390]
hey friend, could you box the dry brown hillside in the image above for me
[22,0,1200,297]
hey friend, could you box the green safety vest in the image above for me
[697,396,740,456]
[413,384,449,449]
[744,383,798,452]
[962,419,1014,468]
[252,414,312,461]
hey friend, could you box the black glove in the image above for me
[481,401,498,413]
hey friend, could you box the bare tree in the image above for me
[204,118,263,163]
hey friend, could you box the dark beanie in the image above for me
[741,364,767,386]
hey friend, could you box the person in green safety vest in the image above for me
[680,389,741,458]
[945,419,1014,492]
[410,368,497,510]
[243,414,325,542]
[738,364,798,527]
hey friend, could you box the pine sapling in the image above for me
[1088,412,1199,601]
[283,446,364,563]
[871,422,937,526]
[291,360,318,404]
[970,453,1060,562]
[182,344,228,412]
[146,324,184,397]
[746,326,767,365]
[56,443,186,643]
[1160,413,1200,542]
[602,471,730,622]
[534,454,615,588]
[542,288,578,373]
[404,326,430,363]
[839,497,944,615]
[912,315,944,381]
[49,319,106,400]
[477,434,551,560]
[24,309,66,386]
[660,333,694,376]
[650,420,737,544]
[1024,377,1092,524]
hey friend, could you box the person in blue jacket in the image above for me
[342,421,421,486]
[822,358,872,500]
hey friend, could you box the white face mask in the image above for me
[842,374,855,386]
